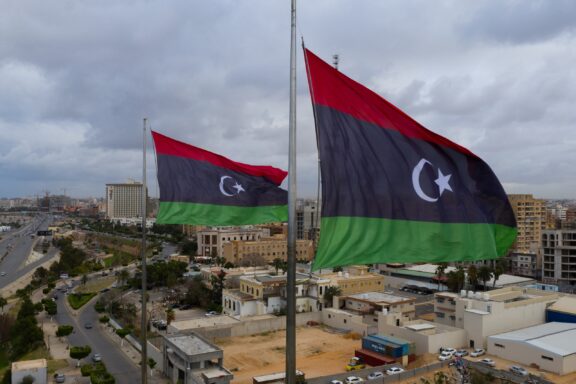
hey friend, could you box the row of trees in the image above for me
[435,259,508,293]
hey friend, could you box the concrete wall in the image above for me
[147,340,164,373]
[378,323,466,355]
[322,309,369,336]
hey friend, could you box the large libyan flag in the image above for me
[304,49,517,270]
[152,131,288,226]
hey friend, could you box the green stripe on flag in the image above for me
[312,217,517,270]
[157,201,288,226]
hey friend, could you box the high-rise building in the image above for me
[542,228,576,288]
[296,199,320,241]
[105,181,146,219]
[508,194,547,254]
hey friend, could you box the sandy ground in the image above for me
[217,327,367,383]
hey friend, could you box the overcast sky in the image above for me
[1,0,575,200]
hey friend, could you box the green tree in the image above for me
[492,259,506,288]
[467,264,479,290]
[70,345,92,366]
[478,265,493,291]
[81,274,88,286]
[272,258,284,275]
[56,325,74,337]
[20,375,35,384]
[166,308,175,325]
[323,286,342,308]
[435,263,448,290]
[147,358,157,376]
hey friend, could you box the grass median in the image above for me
[68,292,97,309]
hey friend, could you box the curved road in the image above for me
[55,293,141,384]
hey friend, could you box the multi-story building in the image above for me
[508,252,539,278]
[542,228,576,287]
[508,194,547,253]
[296,198,320,241]
[222,234,314,265]
[196,227,269,257]
[105,180,147,219]
[433,286,559,349]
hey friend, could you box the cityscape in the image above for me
[2,191,576,383]
[2,2,576,384]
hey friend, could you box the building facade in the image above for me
[222,234,314,265]
[542,228,576,287]
[296,198,320,241]
[196,227,269,257]
[105,181,146,219]
[508,194,548,254]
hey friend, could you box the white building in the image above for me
[433,286,559,349]
[196,227,269,257]
[105,181,147,219]
[488,322,576,375]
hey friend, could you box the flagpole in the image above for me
[140,118,148,384]
[286,0,297,383]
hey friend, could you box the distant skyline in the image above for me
[1,1,576,199]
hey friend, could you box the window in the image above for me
[541,355,553,361]
[435,312,445,318]
[494,343,505,348]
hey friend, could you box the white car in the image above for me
[329,380,343,384]
[367,371,384,380]
[479,358,496,367]
[345,376,364,384]
[509,365,529,377]
[438,351,454,361]
[440,347,456,354]
[385,367,404,375]
[470,348,485,357]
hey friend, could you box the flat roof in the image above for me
[490,322,576,356]
[170,315,239,332]
[348,291,412,304]
[465,309,490,315]
[405,323,436,331]
[548,296,576,315]
[166,334,219,356]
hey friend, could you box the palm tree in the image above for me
[492,259,506,288]
[456,265,466,292]
[323,286,342,308]
[467,265,478,290]
[435,263,448,291]
[272,258,284,275]
[478,265,493,291]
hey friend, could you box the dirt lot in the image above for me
[216,326,363,383]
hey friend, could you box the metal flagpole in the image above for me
[286,0,297,384]
[141,118,149,384]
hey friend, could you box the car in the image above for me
[328,380,343,384]
[54,373,66,383]
[0,271,6,276]
[92,353,102,362]
[385,367,404,375]
[454,349,468,357]
[344,376,364,384]
[84,322,93,329]
[478,358,496,367]
[346,357,366,371]
[439,347,456,354]
[438,351,453,361]
[205,311,218,317]
[470,348,485,357]
[367,371,384,380]
[509,365,529,376]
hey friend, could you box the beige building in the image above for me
[434,286,559,349]
[338,292,416,320]
[106,181,147,219]
[196,227,269,257]
[328,266,386,296]
[508,194,548,253]
[222,234,313,265]
[488,322,576,375]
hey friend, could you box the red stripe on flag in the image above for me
[304,49,475,157]
[151,131,287,186]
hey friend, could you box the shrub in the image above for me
[42,287,50,294]
[70,345,92,360]
[81,362,107,377]
[90,371,115,384]
[115,328,130,338]
[68,293,97,309]
[56,325,74,337]
[99,315,109,324]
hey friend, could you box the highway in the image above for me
[55,289,141,384]
[0,214,59,290]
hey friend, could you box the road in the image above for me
[0,214,59,290]
[55,291,141,384]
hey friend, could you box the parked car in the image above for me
[385,367,404,375]
[438,351,454,361]
[470,348,485,357]
[454,349,468,357]
[344,376,364,384]
[479,358,496,367]
[367,371,384,380]
[84,322,93,329]
[92,353,102,362]
[439,347,456,354]
[205,311,218,317]
[346,357,366,371]
[54,373,66,383]
[509,365,529,376]
[328,380,343,384]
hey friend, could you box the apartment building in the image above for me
[542,228,576,287]
[296,198,320,241]
[105,180,147,219]
[508,194,548,253]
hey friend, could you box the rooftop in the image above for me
[490,322,576,356]
[348,291,413,304]
[548,296,576,315]
[166,334,219,356]
[11,359,47,371]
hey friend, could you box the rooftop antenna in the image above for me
[332,54,339,71]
